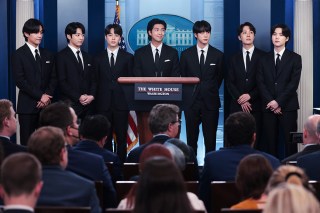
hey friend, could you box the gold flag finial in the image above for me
[116,0,119,6]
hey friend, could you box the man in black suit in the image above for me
[133,18,180,144]
[11,18,56,145]
[28,126,101,213]
[56,22,96,120]
[282,114,320,163]
[0,99,26,158]
[227,22,266,149]
[180,20,224,155]
[257,24,302,158]
[0,153,43,213]
[39,102,116,208]
[94,24,133,162]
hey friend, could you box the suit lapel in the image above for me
[66,47,83,74]
[236,52,246,75]
[23,44,40,73]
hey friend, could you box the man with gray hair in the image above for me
[282,114,320,163]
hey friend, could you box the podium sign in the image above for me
[135,83,182,101]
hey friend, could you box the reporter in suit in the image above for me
[94,24,133,162]
[227,22,266,149]
[28,126,101,213]
[257,24,302,158]
[11,18,56,145]
[180,20,224,154]
[56,22,96,120]
[133,18,180,144]
[0,99,27,158]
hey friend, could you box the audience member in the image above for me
[264,165,314,194]
[231,154,273,209]
[0,99,26,157]
[39,102,116,207]
[297,119,320,180]
[133,157,204,213]
[126,104,198,167]
[263,183,320,213]
[282,114,320,163]
[118,145,206,212]
[0,153,42,213]
[75,114,122,181]
[28,126,101,213]
[199,111,280,212]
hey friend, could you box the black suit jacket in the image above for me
[133,43,180,77]
[56,46,96,115]
[12,44,56,114]
[94,49,133,111]
[281,144,320,163]
[297,151,320,180]
[227,48,266,112]
[180,45,224,110]
[0,136,27,158]
[257,49,302,111]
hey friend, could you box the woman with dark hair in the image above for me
[133,157,193,213]
[231,154,273,209]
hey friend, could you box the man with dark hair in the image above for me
[0,99,26,157]
[0,153,42,213]
[257,24,302,158]
[39,102,116,208]
[199,112,280,212]
[12,18,56,145]
[226,22,266,149]
[28,126,100,213]
[94,24,133,162]
[74,115,123,182]
[133,18,180,144]
[282,115,320,163]
[180,20,224,155]
[57,22,96,120]
[126,104,198,167]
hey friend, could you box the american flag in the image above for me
[113,0,138,152]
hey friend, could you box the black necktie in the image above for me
[200,50,205,70]
[275,53,281,73]
[76,50,83,70]
[155,49,160,70]
[35,49,41,71]
[246,51,250,72]
[110,53,115,69]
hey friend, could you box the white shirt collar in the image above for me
[107,47,119,57]
[196,44,209,53]
[68,44,81,55]
[150,42,163,54]
[4,204,34,212]
[274,48,285,59]
[242,46,255,55]
[26,42,39,58]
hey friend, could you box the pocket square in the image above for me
[88,64,91,66]
[164,59,171,62]
[45,61,51,63]
[210,63,216,66]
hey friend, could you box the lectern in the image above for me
[118,77,200,144]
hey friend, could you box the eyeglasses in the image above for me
[171,119,182,125]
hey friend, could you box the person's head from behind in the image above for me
[148,104,180,138]
[147,18,166,43]
[105,24,122,50]
[65,22,85,48]
[265,165,313,195]
[79,114,110,147]
[0,153,42,207]
[164,142,186,171]
[134,157,192,213]
[39,102,79,146]
[193,20,211,47]
[237,22,256,47]
[263,183,320,213]
[0,99,17,137]
[225,112,256,147]
[28,126,68,169]
[139,144,173,172]
[303,115,320,145]
[164,138,192,162]
[271,23,290,48]
[236,154,273,200]
[22,18,44,46]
